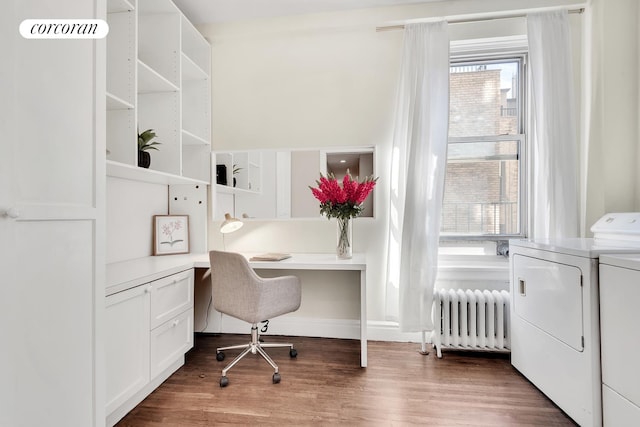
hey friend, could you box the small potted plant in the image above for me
[138,128,161,168]
[232,164,242,187]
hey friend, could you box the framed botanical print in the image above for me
[153,215,189,255]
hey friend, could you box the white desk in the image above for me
[107,252,368,367]
[195,253,368,367]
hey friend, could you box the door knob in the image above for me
[3,207,20,219]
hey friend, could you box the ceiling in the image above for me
[172,0,435,25]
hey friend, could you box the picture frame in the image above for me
[153,215,190,255]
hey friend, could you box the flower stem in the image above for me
[337,217,352,259]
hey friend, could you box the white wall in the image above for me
[200,0,593,327]
[106,177,169,263]
[583,0,639,231]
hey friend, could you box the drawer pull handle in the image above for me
[172,319,180,327]
[519,279,526,296]
[145,286,152,293]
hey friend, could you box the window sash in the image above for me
[441,135,525,240]
[442,54,527,240]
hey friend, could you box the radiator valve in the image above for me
[496,240,509,257]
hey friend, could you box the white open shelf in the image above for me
[182,129,209,146]
[107,92,134,110]
[181,54,208,81]
[214,151,261,193]
[216,184,260,195]
[138,0,178,15]
[138,60,179,93]
[107,160,208,185]
[181,15,210,73]
[108,0,135,13]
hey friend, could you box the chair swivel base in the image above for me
[216,324,298,387]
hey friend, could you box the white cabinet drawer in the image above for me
[150,308,194,379]
[149,269,194,330]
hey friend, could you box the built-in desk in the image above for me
[106,254,197,296]
[194,252,368,367]
[107,252,368,367]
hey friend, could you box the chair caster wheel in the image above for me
[216,352,225,362]
[272,373,281,384]
[289,348,297,358]
[220,376,229,387]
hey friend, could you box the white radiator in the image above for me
[432,289,510,358]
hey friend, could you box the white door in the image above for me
[0,1,105,426]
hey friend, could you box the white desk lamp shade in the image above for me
[220,213,243,234]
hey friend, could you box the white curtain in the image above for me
[527,10,579,239]
[385,22,449,332]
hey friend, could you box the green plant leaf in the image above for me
[138,128,161,151]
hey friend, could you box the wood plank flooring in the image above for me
[117,333,576,426]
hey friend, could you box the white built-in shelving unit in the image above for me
[104,1,210,424]
[106,0,137,167]
[214,151,262,194]
[180,14,212,183]
[106,0,211,185]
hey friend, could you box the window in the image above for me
[441,57,526,239]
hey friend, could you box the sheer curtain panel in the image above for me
[385,22,449,333]
[527,10,579,238]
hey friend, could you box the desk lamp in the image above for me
[220,213,243,251]
[220,213,243,234]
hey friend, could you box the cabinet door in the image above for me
[105,285,150,415]
[0,1,105,426]
[150,269,194,329]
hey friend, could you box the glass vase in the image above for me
[336,217,353,259]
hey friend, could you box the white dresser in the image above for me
[599,254,640,426]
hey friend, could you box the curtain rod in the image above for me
[376,7,584,32]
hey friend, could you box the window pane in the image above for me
[442,140,520,235]
[449,61,519,137]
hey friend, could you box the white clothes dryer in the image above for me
[509,213,640,427]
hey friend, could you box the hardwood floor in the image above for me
[117,333,576,426]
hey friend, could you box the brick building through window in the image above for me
[441,60,522,237]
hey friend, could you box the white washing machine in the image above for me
[599,254,640,426]
[509,213,640,427]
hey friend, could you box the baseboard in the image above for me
[210,316,424,343]
[366,320,424,343]
[106,357,184,427]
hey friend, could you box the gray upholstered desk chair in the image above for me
[208,250,302,387]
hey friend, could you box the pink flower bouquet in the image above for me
[310,171,377,220]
